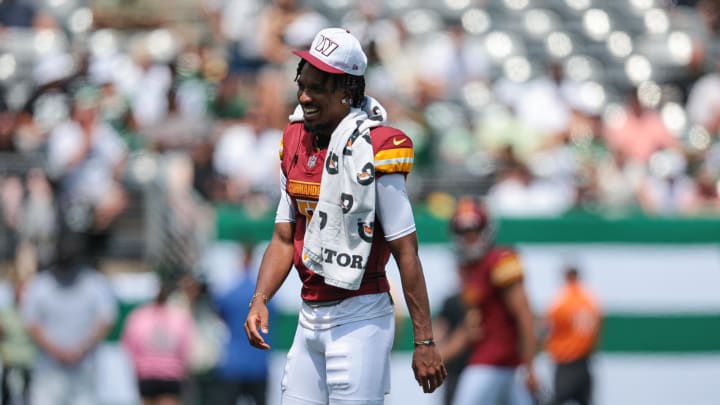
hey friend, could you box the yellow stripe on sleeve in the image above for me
[279,139,284,161]
[374,147,414,174]
[491,255,524,288]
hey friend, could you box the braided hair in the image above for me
[295,59,366,108]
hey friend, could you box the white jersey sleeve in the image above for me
[275,172,296,223]
[376,173,416,241]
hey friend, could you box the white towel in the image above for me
[294,96,387,290]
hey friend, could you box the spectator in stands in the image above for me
[171,272,227,405]
[189,138,220,201]
[514,62,573,142]
[473,103,543,165]
[697,0,720,35]
[154,153,214,272]
[0,0,36,28]
[413,20,491,102]
[282,10,331,57]
[16,51,77,154]
[0,270,34,405]
[602,88,679,164]
[0,175,37,274]
[122,279,195,405]
[0,95,18,152]
[637,150,698,215]
[682,164,720,214]
[0,175,23,238]
[144,87,210,151]
[211,73,253,122]
[212,103,282,206]
[19,168,57,269]
[255,0,315,65]
[124,41,174,130]
[211,240,272,405]
[486,162,576,217]
[544,266,602,405]
[593,151,646,214]
[200,0,267,74]
[22,231,117,405]
[685,57,720,136]
[46,85,128,254]
[262,66,300,129]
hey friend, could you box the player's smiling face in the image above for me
[296,63,350,138]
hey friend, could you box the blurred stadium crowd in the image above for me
[0,0,719,403]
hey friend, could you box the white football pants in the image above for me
[281,312,395,405]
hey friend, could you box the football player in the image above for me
[444,197,538,405]
[244,27,446,404]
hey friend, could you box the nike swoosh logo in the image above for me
[392,137,407,146]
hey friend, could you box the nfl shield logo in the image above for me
[307,155,317,168]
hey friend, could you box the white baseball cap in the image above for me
[292,27,367,76]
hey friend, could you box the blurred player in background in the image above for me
[434,280,473,405]
[244,27,446,404]
[545,266,602,405]
[444,196,538,405]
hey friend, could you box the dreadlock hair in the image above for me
[295,59,366,108]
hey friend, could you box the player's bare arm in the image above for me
[503,281,539,392]
[244,221,295,350]
[436,319,471,363]
[389,232,448,393]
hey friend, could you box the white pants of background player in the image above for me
[281,293,395,405]
[452,364,534,405]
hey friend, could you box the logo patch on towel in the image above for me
[318,211,327,229]
[357,219,374,243]
[357,163,375,185]
[344,128,361,156]
[326,152,339,174]
[340,193,354,213]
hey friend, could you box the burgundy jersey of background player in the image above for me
[460,246,525,367]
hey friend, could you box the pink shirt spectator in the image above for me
[603,106,678,163]
[121,303,195,380]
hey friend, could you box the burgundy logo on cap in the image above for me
[315,35,340,57]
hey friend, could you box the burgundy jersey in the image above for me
[279,121,414,302]
[460,246,525,367]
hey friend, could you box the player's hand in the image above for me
[411,345,448,393]
[525,367,539,393]
[464,309,483,341]
[244,301,271,350]
[50,346,83,365]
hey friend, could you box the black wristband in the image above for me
[414,339,435,347]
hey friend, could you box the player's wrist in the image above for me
[248,292,269,308]
[413,338,435,347]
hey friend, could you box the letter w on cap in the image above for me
[315,35,339,56]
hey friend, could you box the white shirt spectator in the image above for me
[47,119,126,204]
[514,76,572,138]
[486,166,575,217]
[685,71,720,130]
[213,123,281,199]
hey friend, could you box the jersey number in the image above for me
[297,199,318,221]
